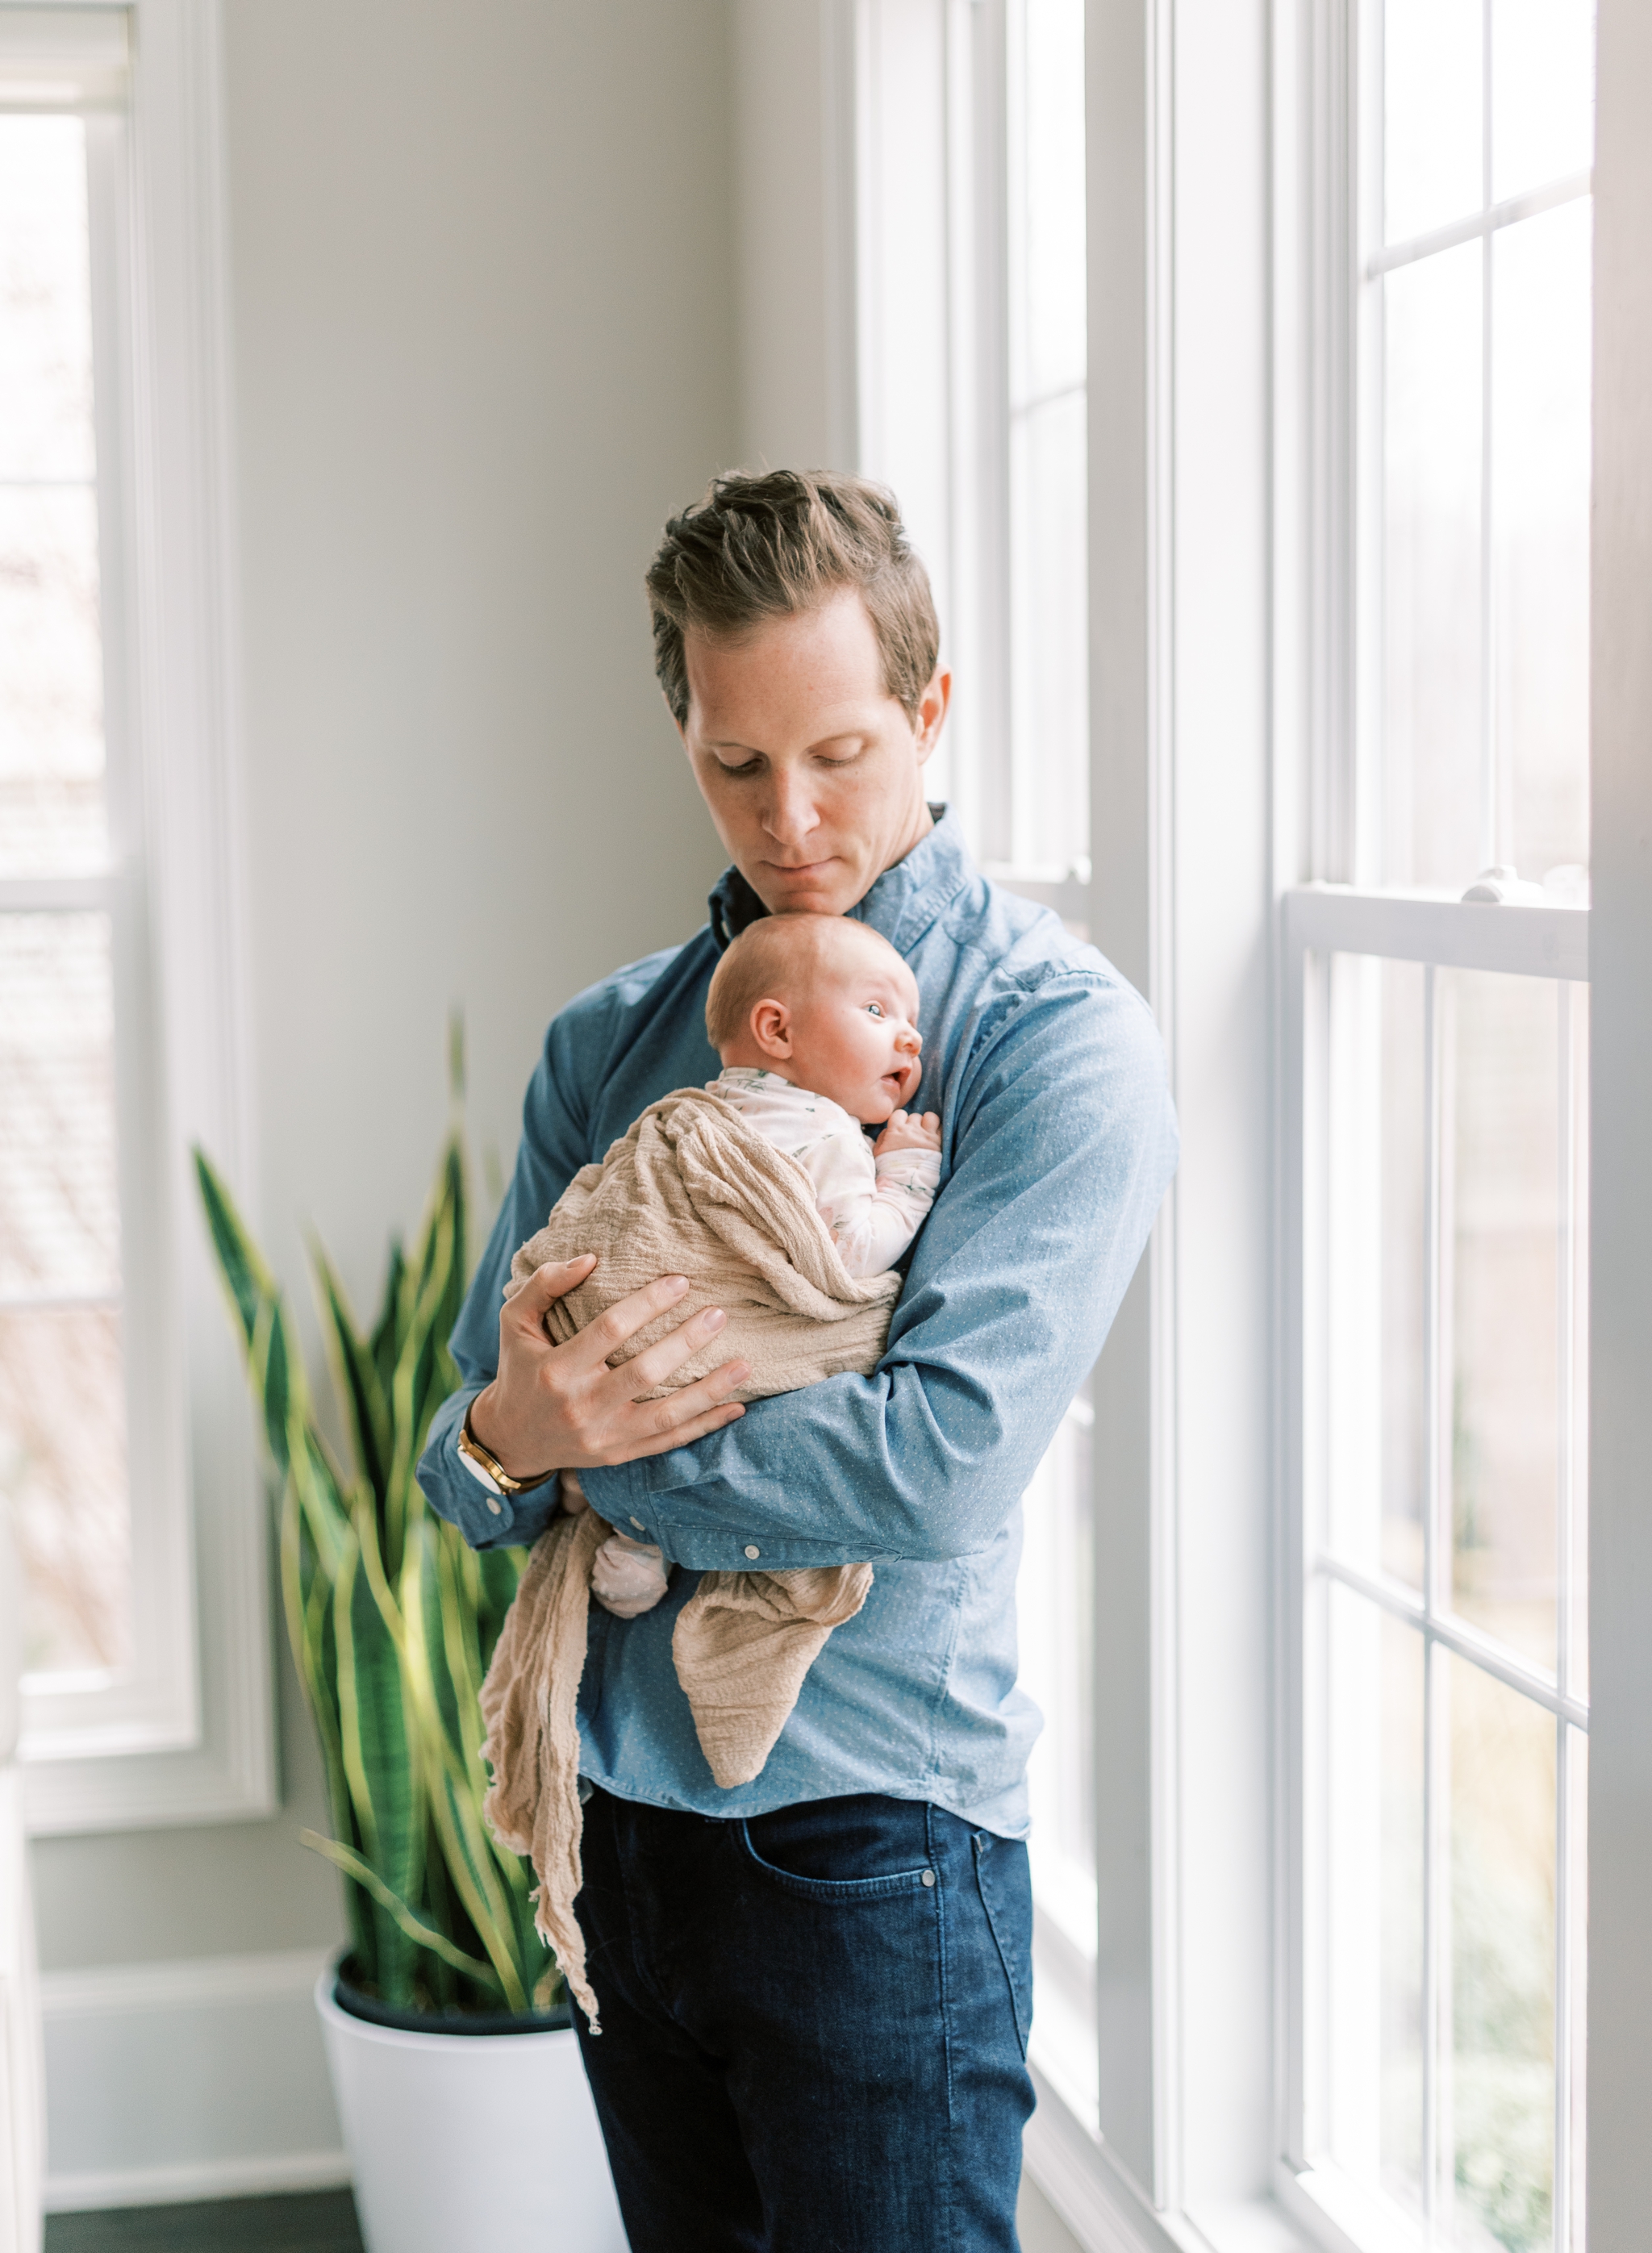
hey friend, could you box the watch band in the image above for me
[457,1412,555,1498]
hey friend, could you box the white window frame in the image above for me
[1277,886,1590,2253]
[5,0,272,1834]
[1275,0,1596,2237]
[842,1,1619,2245]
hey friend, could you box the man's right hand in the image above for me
[465,1256,749,1486]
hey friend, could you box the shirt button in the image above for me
[922,1870,937,1888]
[744,1544,761,1560]
[486,1496,502,1516]
[630,1517,645,1530]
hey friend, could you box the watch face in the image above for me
[458,1437,505,1495]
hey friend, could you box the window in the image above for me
[1286,7,1595,2249]
[855,0,1090,924]
[1,2,270,1831]
[853,0,1100,2126]
[2,35,142,1695]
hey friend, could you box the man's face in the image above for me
[678,588,950,918]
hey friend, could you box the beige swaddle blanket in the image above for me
[478,1083,902,2028]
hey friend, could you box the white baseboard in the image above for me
[44,2149,352,2215]
[40,1946,347,2213]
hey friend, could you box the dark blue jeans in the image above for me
[572,1787,1035,2252]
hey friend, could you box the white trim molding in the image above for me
[41,1950,344,2212]
[16,0,273,1835]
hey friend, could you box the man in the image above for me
[419,470,1176,2251]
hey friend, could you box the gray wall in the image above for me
[34,0,739,1975]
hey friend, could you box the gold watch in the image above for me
[457,1411,554,1499]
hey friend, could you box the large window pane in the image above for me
[0,115,95,482]
[1449,1651,1555,2251]
[1326,956,1428,1589]
[1490,0,1595,204]
[1380,243,1483,888]
[1383,0,1483,244]
[1007,0,1087,878]
[1019,1390,1095,1909]
[1325,1584,1426,2221]
[1010,390,1088,873]
[1491,202,1592,883]
[0,109,128,1686]
[0,912,120,1302]
[0,114,106,880]
[0,1304,130,1675]
[1445,970,1562,1673]
[0,483,107,877]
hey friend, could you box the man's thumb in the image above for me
[508,1253,597,1315]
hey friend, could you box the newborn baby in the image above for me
[589,912,941,1617]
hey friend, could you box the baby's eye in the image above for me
[866,1002,885,1020]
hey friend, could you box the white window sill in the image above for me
[1024,2066,1393,2253]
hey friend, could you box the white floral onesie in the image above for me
[586,1067,941,1620]
[708,1066,941,1277]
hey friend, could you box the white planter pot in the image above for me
[315,1971,628,2253]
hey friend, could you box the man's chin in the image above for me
[749,864,863,918]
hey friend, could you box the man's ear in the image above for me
[749,999,792,1060]
[914,667,951,766]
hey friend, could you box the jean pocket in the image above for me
[736,1806,938,1904]
[973,1832,1033,2057]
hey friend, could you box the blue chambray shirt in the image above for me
[418,809,1177,1837]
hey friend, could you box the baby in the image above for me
[586,912,941,1617]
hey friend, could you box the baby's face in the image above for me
[776,929,924,1124]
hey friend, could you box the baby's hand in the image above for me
[874,1108,941,1158]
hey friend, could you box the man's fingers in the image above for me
[615,1301,740,1396]
[634,1361,751,1439]
[623,1400,747,1459]
[568,1273,693,1366]
[508,1254,597,1318]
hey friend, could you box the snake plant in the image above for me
[194,1101,561,2018]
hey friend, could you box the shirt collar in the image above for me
[707,804,975,958]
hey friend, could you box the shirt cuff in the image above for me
[429,1391,565,1550]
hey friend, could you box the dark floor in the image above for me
[45,2192,365,2253]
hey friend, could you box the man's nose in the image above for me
[762,766,822,846]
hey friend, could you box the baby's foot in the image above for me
[590,1531,671,1618]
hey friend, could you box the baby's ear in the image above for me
[749,997,791,1058]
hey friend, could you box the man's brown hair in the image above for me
[645,469,941,727]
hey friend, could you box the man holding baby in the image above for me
[418,470,1177,2252]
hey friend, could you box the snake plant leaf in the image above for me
[198,1106,541,2021]
[401,1514,529,2012]
[300,1833,499,1988]
[384,1155,463,1576]
[369,1236,407,1400]
[334,1522,422,2006]
[193,1149,276,1349]
[311,1244,393,1515]
[286,1420,349,1582]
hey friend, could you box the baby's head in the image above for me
[707,914,923,1124]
